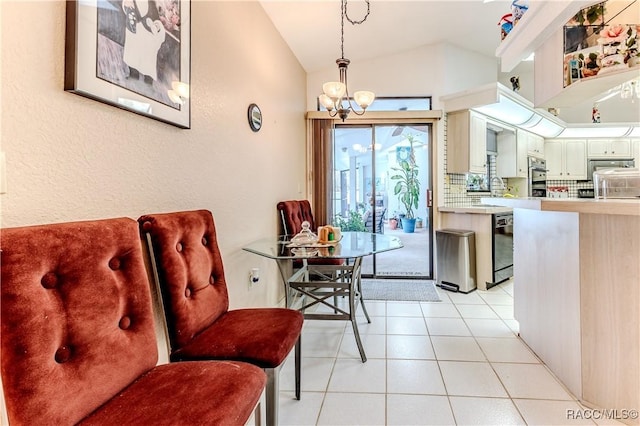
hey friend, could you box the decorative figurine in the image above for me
[510,76,520,92]
[592,105,601,123]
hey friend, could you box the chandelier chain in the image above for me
[340,0,371,58]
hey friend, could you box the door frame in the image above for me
[307,111,442,279]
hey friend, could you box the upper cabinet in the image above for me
[587,139,632,158]
[525,130,545,159]
[546,139,588,180]
[496,129,526,178]
[447,110,487,174]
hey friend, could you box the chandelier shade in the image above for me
[354,91,375,109]
[320,0,375,121]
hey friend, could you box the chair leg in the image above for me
[295,335,302,400]
[264,367,279,426]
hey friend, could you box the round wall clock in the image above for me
[248,103,262,132]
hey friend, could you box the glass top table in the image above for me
[242,231,404,260]
[243,232,403,363]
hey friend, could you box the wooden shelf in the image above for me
[537,66,640,108]
[496,0,595,72]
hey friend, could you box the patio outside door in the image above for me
[331,124,433,279]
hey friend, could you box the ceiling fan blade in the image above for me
[392,125,428,137]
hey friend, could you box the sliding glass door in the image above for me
[331,124,433,278]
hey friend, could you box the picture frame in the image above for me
[65,0,191,129]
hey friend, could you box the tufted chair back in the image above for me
[277,200,316,236]
[0,218,158,425]
[138,210,229,350]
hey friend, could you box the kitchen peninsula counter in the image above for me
[480,196,640,216]
[481,197,640,424]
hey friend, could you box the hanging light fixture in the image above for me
[319,0,375,121]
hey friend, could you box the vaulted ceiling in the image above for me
[259,0,511,73]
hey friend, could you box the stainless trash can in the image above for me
[435,229,476,293]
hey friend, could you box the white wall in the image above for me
[306,42,498,111]
[0,1,307,308]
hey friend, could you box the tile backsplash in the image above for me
[444,155,495,206]
[547,179,594,198]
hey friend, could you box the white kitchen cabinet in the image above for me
[587,139,631,158]
[633,139,640,164]
[546,139,587,180]
[447,110,487,174]
[527,132,545,158]
[496,129,527,178]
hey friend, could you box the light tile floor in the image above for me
[277,279,623,425]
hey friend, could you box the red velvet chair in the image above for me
[138,210,303,426]
[0,218,266,426]
[277,199,316,236]
[277,200,344,268]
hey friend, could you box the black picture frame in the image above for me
[65,0,191,128]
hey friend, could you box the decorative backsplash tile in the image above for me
[547,179,594,198]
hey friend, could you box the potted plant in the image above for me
[332,209,367,232]
[391,134,420,233]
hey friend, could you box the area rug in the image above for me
[361,279,441,302]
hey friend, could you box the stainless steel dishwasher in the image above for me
[491,212,513,288]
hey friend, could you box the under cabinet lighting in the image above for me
[526,117,564,138]
[627,127,640,138]
[443,82,637,139]
[475,94,535,125]
[558,126,632,138]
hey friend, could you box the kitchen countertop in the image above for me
[479,197,640,217]
[438,205,513,214]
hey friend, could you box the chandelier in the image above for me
[319,0,375,121]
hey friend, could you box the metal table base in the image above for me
[284,259,371,362]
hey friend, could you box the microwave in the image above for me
[586,159,635,181]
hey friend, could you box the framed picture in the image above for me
[65,0,191,129]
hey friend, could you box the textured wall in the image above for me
[0,1,307,308]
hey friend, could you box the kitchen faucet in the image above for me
[490,176,505,197]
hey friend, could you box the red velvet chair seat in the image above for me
[80,361,265,426]
[173,308,302,368]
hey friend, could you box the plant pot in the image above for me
[389,219,398,230]
[402,218,416,233]
[415,219,423,228]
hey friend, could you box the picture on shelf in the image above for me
[561,1,638,88]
